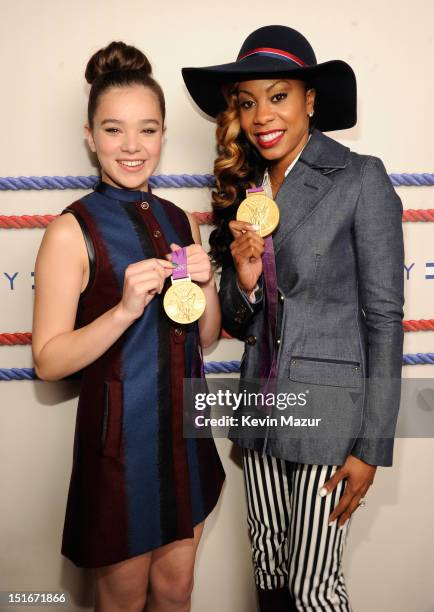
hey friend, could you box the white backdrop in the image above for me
[1,1,434,610]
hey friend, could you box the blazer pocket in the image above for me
[289,356,361,388]
[100,380,123,458]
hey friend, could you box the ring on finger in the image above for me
[358,498,367,508]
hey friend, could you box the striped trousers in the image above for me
[242,448,352,611]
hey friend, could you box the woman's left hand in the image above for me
[321,455,377,528]
[167,242,213,285]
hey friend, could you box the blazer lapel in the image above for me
[272,129,351,255]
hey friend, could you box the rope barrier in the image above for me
[402,353,434,365]
[203,360,242,374]
[0,215,57,229]
[0,172,433,191]
[2,209,434,229]
[402,209,434,222]
[0,333,32,346]
[1,170,433,377]
[403,319,434,332]
[389,173,434,187]
[0,212,213,229]
[2,353,434,380]
[0,174,215,191]
[0,368,36,381]
[1,320,434,346]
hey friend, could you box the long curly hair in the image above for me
[208,84,265,268]
[209,82,314,269]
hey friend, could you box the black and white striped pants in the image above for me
[242,448,352,611]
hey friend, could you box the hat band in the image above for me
[237,47,309,68]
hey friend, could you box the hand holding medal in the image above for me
[229,187,279,293]
[163,244,207,324]
[235,187,280,384]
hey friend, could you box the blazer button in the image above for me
[153,229,161,238]
[246,335,257,346]
[141,201,149,210]
[276,338,281,345]
[279,294,285,302]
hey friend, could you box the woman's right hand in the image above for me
[228,220,264,292]
[116,258,174,322]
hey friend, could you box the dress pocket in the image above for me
[100,380,123,458]
[289,356,361,388]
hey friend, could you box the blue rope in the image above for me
[204,360,241,374]
[402,353,434,365]
[0,368,36,381]
[2,354,434,380]
[389,173,434,187]
[0,174,215,191]
[0,173,433,191]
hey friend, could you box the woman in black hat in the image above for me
[183,25,404,611]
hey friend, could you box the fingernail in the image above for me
[328,519,336,527]
[318,487,328,497]
[338,524,346,530]
[171,262,178,267]
[251,224,260,230]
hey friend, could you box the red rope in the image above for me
[0,212,214,228]
[402,209,434,222]
[1,321,433,346]
[0,332,32,346]
[0,210,434,228]
[403,319,434,331]
[0,215,57,228]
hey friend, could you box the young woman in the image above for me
[32,42,225,612]
[182,25,404,611]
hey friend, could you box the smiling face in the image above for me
[237,79,315,175]
[85,84,164,191]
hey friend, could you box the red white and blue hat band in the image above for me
[237,47,309,68]
[181,25,357,130]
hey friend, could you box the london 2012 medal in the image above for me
[163,247,206,324]
[236,187,280,237]
[164,279,206,324]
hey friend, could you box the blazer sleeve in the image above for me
[219,257,264,339]
[350,156,404,466]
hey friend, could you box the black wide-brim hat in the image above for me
[182,25,357,132]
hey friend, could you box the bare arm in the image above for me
[32,213,173,381]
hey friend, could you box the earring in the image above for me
[308,110,314,117]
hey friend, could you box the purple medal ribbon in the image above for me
[245,187,279,408]
[171,246,206,380]
[261,236,279,382]
[171,247,188,279]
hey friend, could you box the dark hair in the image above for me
[85,41,165,128]
[209,80,315,269]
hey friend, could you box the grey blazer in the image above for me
[219,129,404,467]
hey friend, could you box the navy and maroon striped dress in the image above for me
[60,181,225,568]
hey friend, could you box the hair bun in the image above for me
[85,41,152,84]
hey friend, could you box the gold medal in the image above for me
[163,277,206,324]
[237,190,280,237]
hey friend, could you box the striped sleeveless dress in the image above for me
[60,181,225,568]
